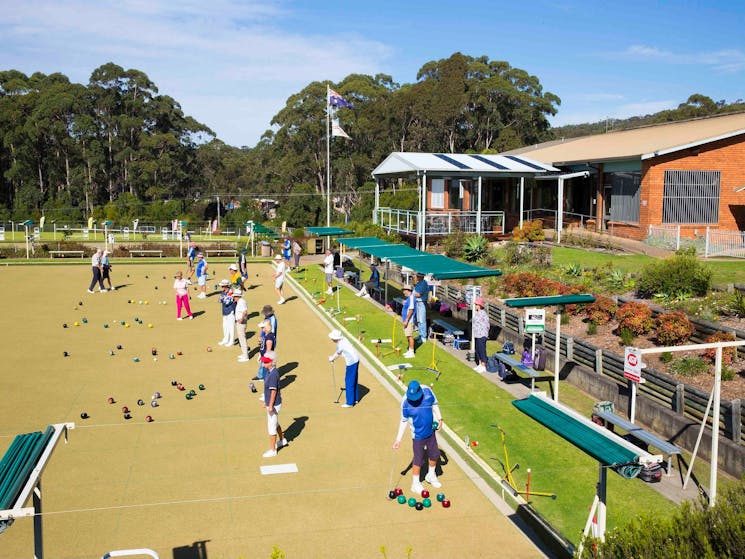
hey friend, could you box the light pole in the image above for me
[22,220,33,259]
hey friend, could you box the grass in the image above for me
[299,260,682,545]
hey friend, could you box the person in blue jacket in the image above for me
[355,263,380,298]
[393,380,443,494]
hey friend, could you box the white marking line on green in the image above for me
[260,463,299,475]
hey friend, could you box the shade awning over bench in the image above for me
[305,227,354,237]
[339,237,502,280]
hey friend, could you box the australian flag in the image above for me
[328,88,354,109]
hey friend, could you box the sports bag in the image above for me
[521,349,534,368]
[533,345,547,371]
[502,341,515,355]
[486,356,506,377]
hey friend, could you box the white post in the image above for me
[24,224,30,259]
[421,171,427,251]
[476,176,482,234]
[630,381,637,423]
[519,177,525,230]
[179,225,183,259]
[705,226,710,258]
[557,177,564,244]
[597,462,607,541]
[326,85,332,249]
[104,224,108,251]
[710,346,721,507]
[374,181,380,224]
[554,308,561,402]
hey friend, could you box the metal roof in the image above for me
[372,152,559,179]
[305,227,354,237]
[504,112,745,166]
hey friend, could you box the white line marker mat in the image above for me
[261,463,299,475]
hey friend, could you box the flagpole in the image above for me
[326,85,331,249]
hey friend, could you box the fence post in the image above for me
[500,308,506,328]
[595,349,603,375]
[674,384,685,414]
[705,226,710,258]
[728,399,741,443]
[517,316,524,336]
[676,225,681,251]
[566,337,574,360]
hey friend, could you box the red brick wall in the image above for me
[642,134,745,237]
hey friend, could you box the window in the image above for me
[607,172,640,223]
[431,178,445,209]
[662,170,720,224]
[448,180,461,210]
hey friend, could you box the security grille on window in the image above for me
[662,170,720,224]
[608,172,640,223]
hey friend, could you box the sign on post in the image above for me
[465,285,482,305]
[525,308,545,333]
[624,347,645,383]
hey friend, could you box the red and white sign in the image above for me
[624,347,644,383]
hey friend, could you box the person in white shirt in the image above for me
[322,248,334,295]
[87,248,105,293]
[233,289,249,361]
[273,254,287,304]
[173,271,194,320]
[328,329,360,408]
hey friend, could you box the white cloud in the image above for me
[0,0,393,146]
[617,44,745,73]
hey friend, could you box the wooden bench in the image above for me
[49,250,85,259]
[430,318,465,346]
[205,249,237,258]
[129,249,163,258]
[491,352,540,390]
[596,410,681,475]
[370,285,384,301]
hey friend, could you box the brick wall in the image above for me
[642,134,745,237]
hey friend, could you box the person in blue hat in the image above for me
[393,379,443,494]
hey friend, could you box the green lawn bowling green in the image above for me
[0,263,542,558]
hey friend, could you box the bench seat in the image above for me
[492,352,540,390]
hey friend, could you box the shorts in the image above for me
[197,276,206,286]
[325,272,333,284]
[412,432,440,466]
[275,278,284,289]
[267,403,282,435]
[404,320,415,337]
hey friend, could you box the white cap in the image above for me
[328,330,343,341]
[219,279,230,287]
[232,289,242,296]
[275,254,282,260]
[229,264,238,271]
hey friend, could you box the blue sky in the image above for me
[1,0,744,147]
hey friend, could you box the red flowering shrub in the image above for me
[655,311,694,346]
[561,284,588,316]
[503,272,563,298]
[702,331,737,366]
[585,296,618,325]
[615,301,654,335]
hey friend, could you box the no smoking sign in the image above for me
[624,347,644,383]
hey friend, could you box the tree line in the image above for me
[2,53,738,230]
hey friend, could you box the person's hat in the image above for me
[262,305,274,315]
[197,253,204,258]
[402,284,413,291]
[275,254,282,260]
[241,248,248,254]
[406,380,423,402]
[475,297,485,307]
[229,264,238,271]
[232,289,242,297]
[260,350,277,364]
[328,329,343,341]
[103,250,110,256]
[219,279,230,287]
[370,262,377,268]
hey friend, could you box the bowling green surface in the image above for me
[0,262,544,559]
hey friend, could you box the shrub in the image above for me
[615,301,654,336]
[561,284,588,316]
[722,366,736,381]
[442,230,468,258]
[669,357,710,377]
[636,252,712,299]
[586,322,598,335]
[655,311,694,346]
[503,272,563,298]
[660,351,673,363]
[619,327,635,345]
[585,296,618,325]
[463,235,488,262]
[511,219,544,242]
[726,290,745,318]
[702,331,737,366]
[502,241,532,266]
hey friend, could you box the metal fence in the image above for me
[705,228,745,258]
[376,208,505,236]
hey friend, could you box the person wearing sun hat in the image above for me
[393,379,443,494]
[260,350,287,458]
[195,252,208,298]
[253,319,275,382]
[273,253,288,304]
[328,329,360,408]
[217,279,236,347]
[472,297,489,373]
[233,288,249,362]
[228,262,244,290]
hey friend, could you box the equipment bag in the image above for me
[485,356,506,378]
[533,345,547,371]
[502,341,515,355]
[638,463,663,483]
[521,349,534,368]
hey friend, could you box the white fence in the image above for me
[646,225,745,258]
[376,208,505,236]
[705,228,745,258]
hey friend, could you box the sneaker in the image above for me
[109,286,116,291]
[326,288,333,295]
[411,480,424,495]
[277,438,288,449]
[258,394,265,402]
[238,356,249,362]
[188,316,193,320]
[99,289,107,293]
[341,403,354,408]
[278,298,285,305]
[425,472,442,489]
[403,350,415,359]
[87,289,95,294]
[363,294,371,299]
[177,317,183,321]
[475,365,486,373]
[262,449,277,458]
[355,291,363,297]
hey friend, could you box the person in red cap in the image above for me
[260,350,286,458]
[472,297,489,373]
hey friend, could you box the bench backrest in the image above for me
[0,427,53,510]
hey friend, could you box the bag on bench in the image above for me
[521,349,534,367]
[533,345,547,371]
[486,356,506,377]
[502,341,515,355]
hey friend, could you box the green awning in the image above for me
[251,223,278,238]
[305,227,355,237]
[512,393,640,474]
[338,237,502,280]
[505,294,596,307]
